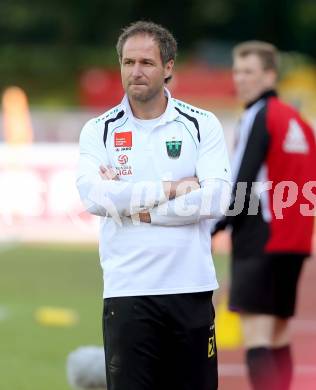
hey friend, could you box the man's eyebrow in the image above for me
[141,58,156,62]
[122,56,156,62]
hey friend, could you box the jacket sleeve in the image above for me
[212,105,270,234]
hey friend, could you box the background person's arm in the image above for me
[212,105,270,235]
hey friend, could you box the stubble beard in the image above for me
[127,83,162,103]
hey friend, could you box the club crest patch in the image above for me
[166,140,182,159]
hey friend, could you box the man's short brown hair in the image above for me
[233,41,280,72]
[116,21,177,65]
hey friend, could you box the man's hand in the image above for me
[135,177,200,223]
[138,212,151,223]
[163,176,200,200]
[129,212,151,223]
[99,165,119,180]
[98,171,199,223]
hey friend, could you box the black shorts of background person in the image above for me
[229,253,306,318]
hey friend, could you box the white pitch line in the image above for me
[0,306,10,321]
[219,364,316,377]
[0,239,20,254]
[219,364,244,376]
[292,319,316,333]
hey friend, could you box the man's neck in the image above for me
[129,91,168,119]
[245,89,277,109]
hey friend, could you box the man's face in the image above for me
[232,54,276,104]
[120,34,173,102]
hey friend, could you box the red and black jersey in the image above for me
[218,90,316,259]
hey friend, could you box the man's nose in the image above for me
[233,73,244,84]
[131,63,142,77]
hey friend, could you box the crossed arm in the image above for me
[77,116,231,226]
[98,165,230,226]
[98,164,201,223]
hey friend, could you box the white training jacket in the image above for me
[77,89,231,298]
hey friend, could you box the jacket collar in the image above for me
[120,87,179,126]
[245,89,277,109]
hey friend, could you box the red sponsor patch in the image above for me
[115,132,132,147]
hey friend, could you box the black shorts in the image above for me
[103,291,218,390]
[229,253,306,318]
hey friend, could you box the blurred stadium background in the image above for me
[0,1,316,389]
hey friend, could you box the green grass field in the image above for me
[0,244,228,390]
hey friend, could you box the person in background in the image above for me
[213,41,316,390]
[77,21,231,390]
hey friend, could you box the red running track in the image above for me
[218,255,316,390]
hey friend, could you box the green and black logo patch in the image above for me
[166,140,182,159]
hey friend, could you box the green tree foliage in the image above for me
[0,0,315,56]
[0,0,315,106]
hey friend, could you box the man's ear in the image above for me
[265,69,278,87]
[164,59,174,80]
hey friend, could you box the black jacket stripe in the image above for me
[175,107,200,142]
[103,110,125,147]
